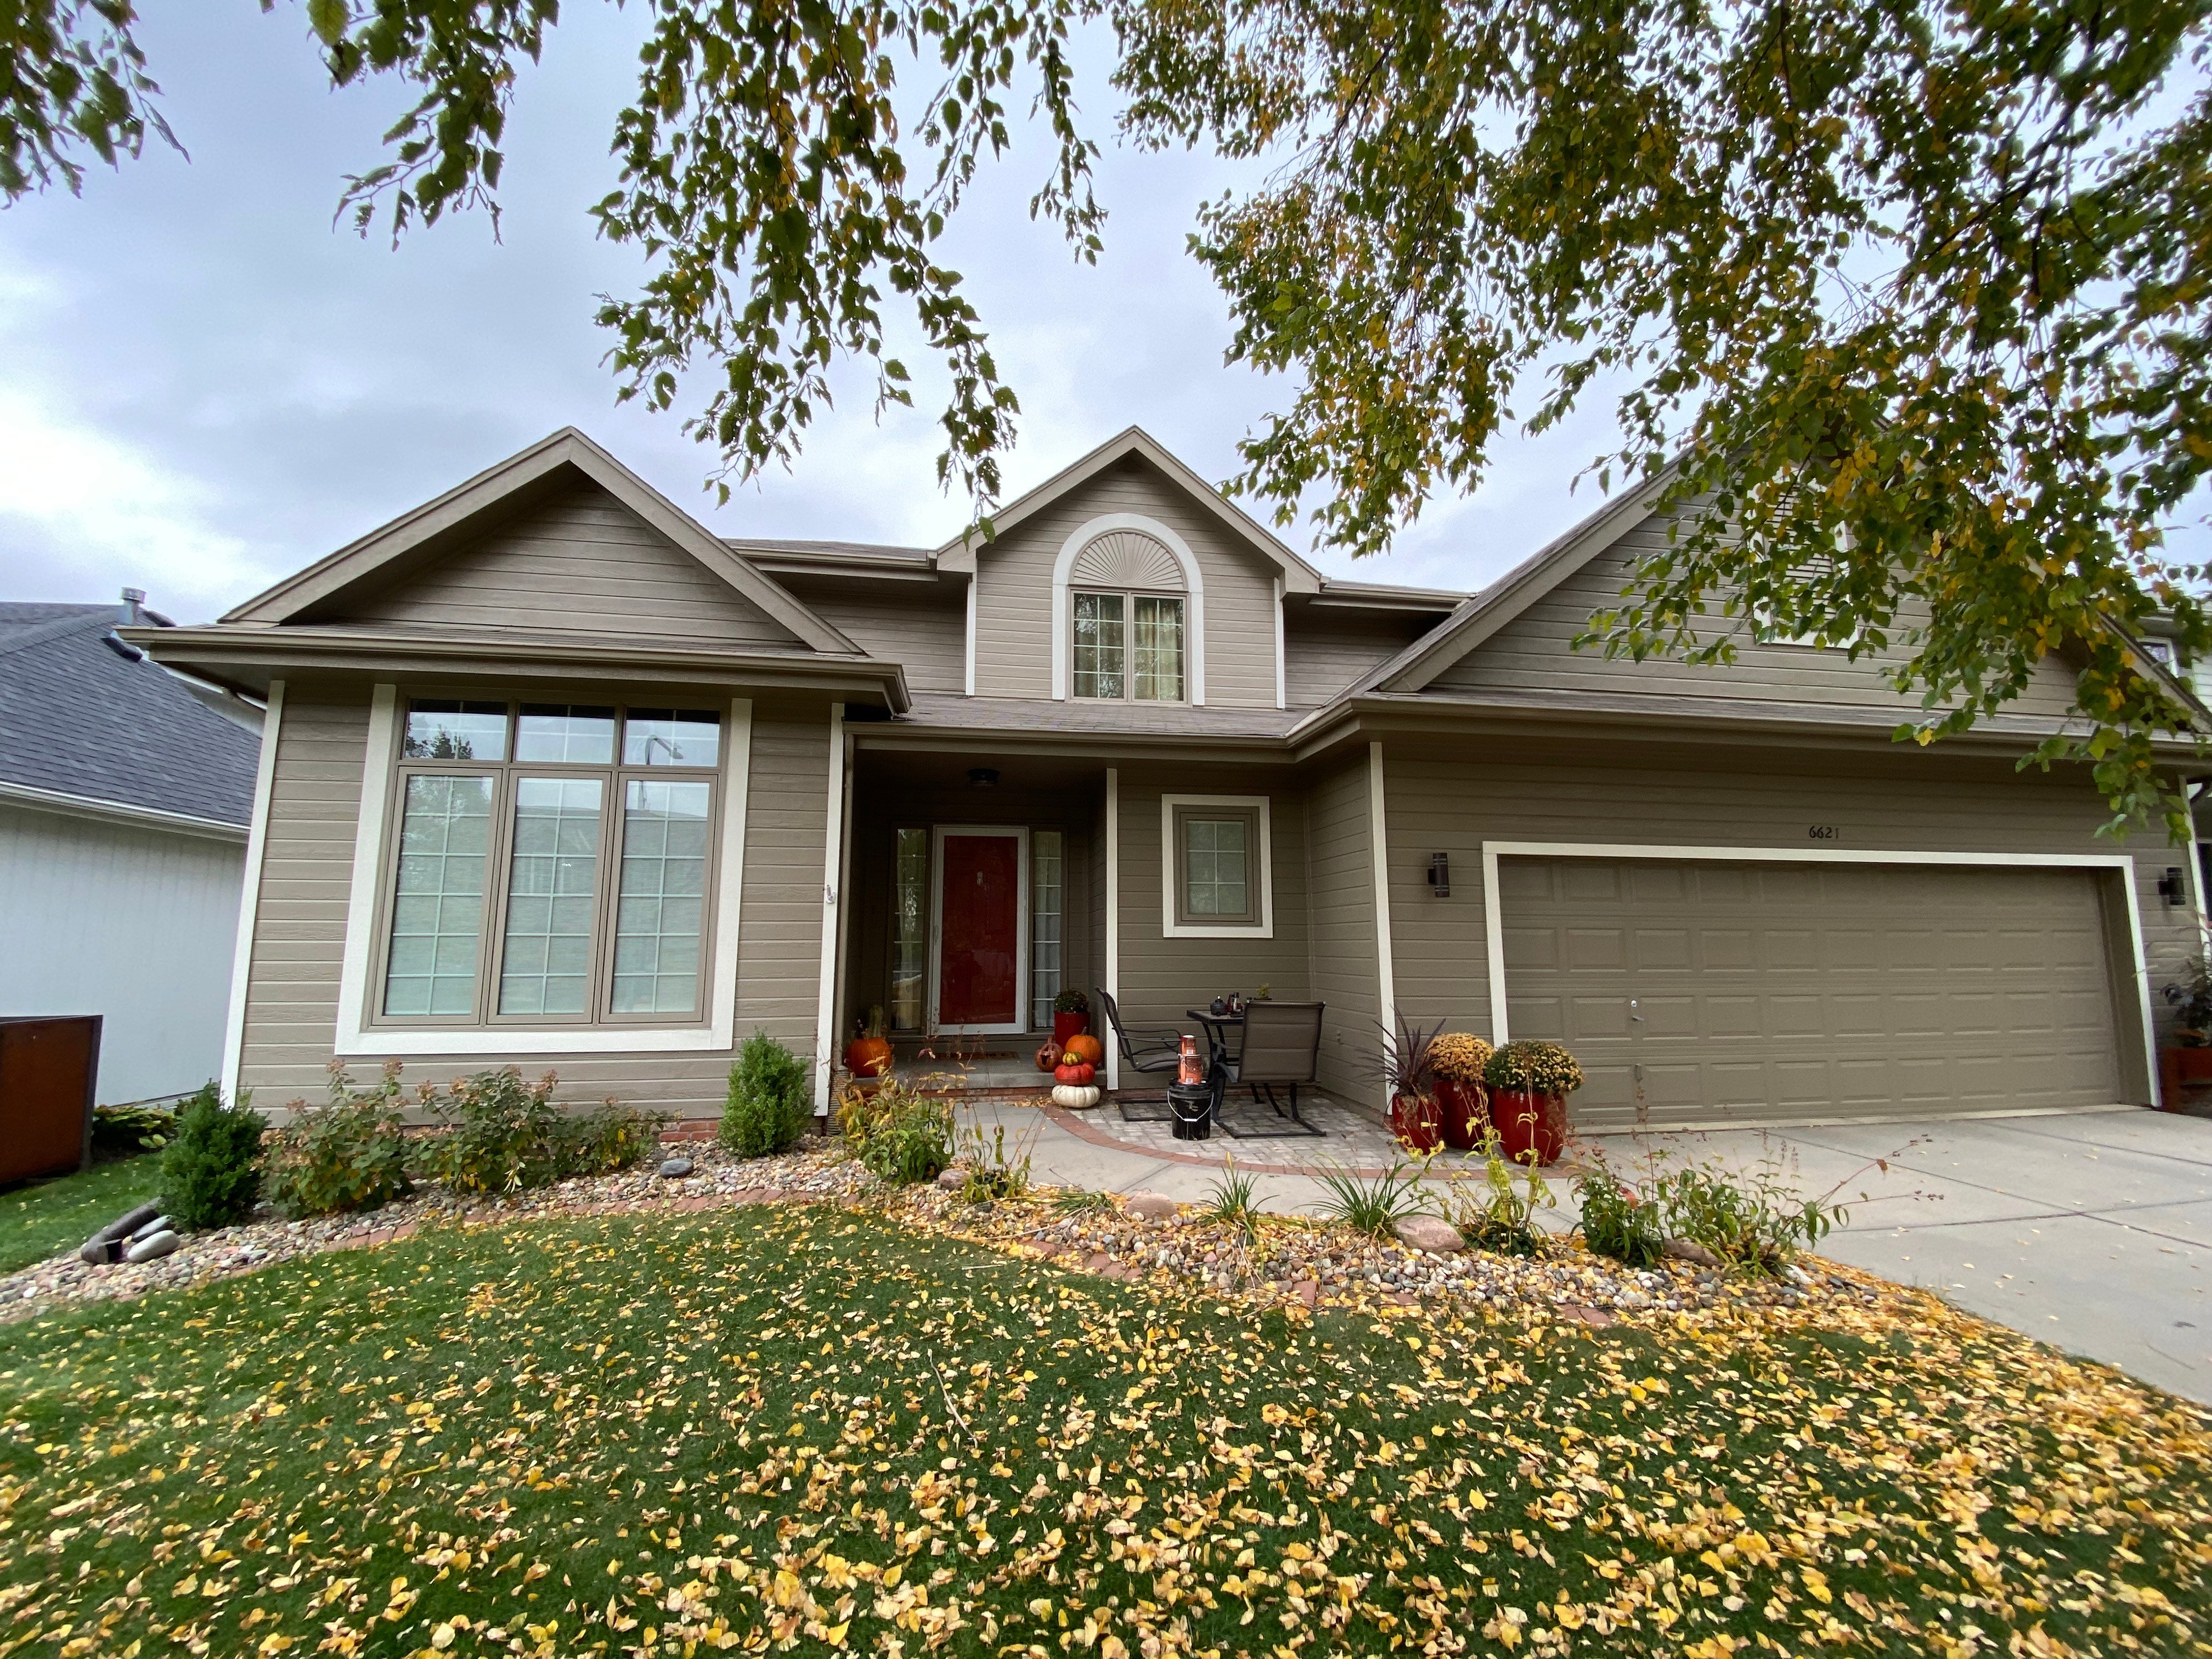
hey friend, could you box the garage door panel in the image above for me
[1498,857,2124,1126]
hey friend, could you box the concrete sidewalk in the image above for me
[963,1098,2212,1405]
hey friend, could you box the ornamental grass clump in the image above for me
[1481,1039,1585,1095]
[1429,1032,1493,1085]
[1311,1159,1434,1238]
[264,1061,413,1219]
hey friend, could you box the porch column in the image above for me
[1104,766,1120,1093]
[814,706,850,1111]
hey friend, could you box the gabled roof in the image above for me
[0,603,261,829]
[933,426,1328,594]
[222,428,862,656]
[1348,465,1677,695]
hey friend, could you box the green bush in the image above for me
[265,1063,415,1218]
[92,1101,178,1157]
[838,1079,954,1184]
[1657,1164,1841,1276]
[557,1101,668,1178]
[158,1083,264,1231]
[419,1069,667,1195]
[720,1031,811,1157]
[1572,1161,1667,1267]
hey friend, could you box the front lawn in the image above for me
[0,1155,163,1277]
[2,1201,2208,1658]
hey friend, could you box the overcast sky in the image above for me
[4,6,2200,628]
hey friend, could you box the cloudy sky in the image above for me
[0,2,1648,624]
[7,6,2200,628]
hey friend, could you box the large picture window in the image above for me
[375,700,724,1027]
[1072,590,1184,701]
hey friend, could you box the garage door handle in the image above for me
[1629,998,1643,1023]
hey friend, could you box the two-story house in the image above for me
[134,426,2205,1130]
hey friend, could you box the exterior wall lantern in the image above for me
[1426,852,1451,898]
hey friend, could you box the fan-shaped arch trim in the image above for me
[1051,513,1206,703]
[1069,528,1187,592]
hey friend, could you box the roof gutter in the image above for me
[120,624,914,714]
[0,777,249,842]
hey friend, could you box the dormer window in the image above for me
[1072,590,1185,701]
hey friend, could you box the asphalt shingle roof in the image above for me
[0,604,261,826]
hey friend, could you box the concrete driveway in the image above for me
[967,1097,2212,1404]
[1584,1108,2212,1404]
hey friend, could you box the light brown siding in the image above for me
[1110,768,1311,1035]
[1302,751,1382,1104]
[788,579,966,693]
[974,456,1284,708]
[1434,509,2083,717]
[234,683,835,1120]
[1378,734,2186,1121]
[340,484,805,649]
[1284,606,1440,707]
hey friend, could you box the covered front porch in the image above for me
[831,742,1379,1116]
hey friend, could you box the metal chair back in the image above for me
[1231,1000,1323,1086]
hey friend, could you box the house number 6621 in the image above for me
[1807,825,1841,840]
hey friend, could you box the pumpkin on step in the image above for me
[1053,1056,1096,1086]
[1035,1036,1063,1073]
[843,1005,893,1079]
[1060,1033,1104,1067]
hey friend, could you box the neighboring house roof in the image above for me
[933,427,1330,595]
[220,428,865,657]
[0,603,261,830]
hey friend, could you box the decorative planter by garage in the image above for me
[1436,1078,1490,1151]
[1489,1088,1565,1166]
[2159,1045,2212,1108]
[1389,1091,1443,1153]
[1480,1039,1584,1168]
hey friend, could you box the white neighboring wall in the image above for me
[0,802,245,1105]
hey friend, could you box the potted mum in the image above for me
[1430,1032,1494,1150]
[1482,1040,1584,1166]
[1378,1015,1445,1152]
[1052,989,1091,1047]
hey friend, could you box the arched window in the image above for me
[1051,516,1206,703]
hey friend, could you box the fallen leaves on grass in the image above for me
[0,1205,2206,1659]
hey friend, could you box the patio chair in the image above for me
[1215,1000,1326,1138]
[1096,988,1184,1121]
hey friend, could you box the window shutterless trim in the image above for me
[1051,512,1206,704]
[1160,792,1274,938]
[333,686,753,1056]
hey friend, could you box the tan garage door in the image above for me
[1499,857,2128,1128]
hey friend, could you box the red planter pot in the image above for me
[1053,1011,1090,1047]
[1390,1092,1444,1153]
[1491,1088,1565,1166]
[1437,1079,1490,1151]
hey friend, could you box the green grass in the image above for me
[1,1203,2208,1658]
[0,1154,163,1276]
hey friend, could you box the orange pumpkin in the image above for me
[844,1035,893,1078]
[1035,1036,1063,1073]
[1061,1033,1104,1067]
[1054,1060,1096,1086]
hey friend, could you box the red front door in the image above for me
[938,832,1021,1028]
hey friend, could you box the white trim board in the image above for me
[814,704,849,1108]
[0,778,249,843]
[331,693,755,1057]
[1476,840,2157,1098]
[1368,743,1397,1113]
[1104,768,1120,1092]
[221,678,285,1101]
[1160,793,1275,939]
[1048,512,1207,705]
[926,824,1032,1035]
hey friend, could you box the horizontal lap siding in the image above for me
[341,486,801,649]
[1283,608,1437,707]
[235,684,834,1120]
[1435,511,2082,717]
[793,583,966,693]
[1112,769,1311,1035]
[1379,738,2188,1107]
[974,457,1283,709]
[1303,754,1381,1104]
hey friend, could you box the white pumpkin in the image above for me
[1051,1084,1102,1110]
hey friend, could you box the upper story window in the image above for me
[378,699,724,1028]
[1072,590,1186,701]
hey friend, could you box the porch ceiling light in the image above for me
[968,767,999,788]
